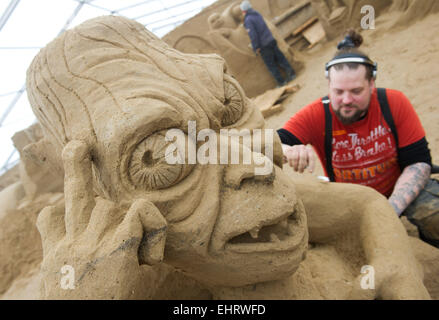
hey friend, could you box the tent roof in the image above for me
[0,0,216,174]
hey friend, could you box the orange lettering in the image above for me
[342,170,353,181]
[334,168,342,180]
[362,168,369,179]
[377,163,385,173]
[352,169,362,180]
[367,166,377,178]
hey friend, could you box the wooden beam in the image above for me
[303,21,326,48]
[292,16,318,37]
[273,0,311,26]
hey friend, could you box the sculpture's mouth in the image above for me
[225,207,306,253]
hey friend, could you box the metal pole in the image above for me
[0,0,20,32]
[0,84,26,127]
[0,0,86,128]
[0,149,17,173]
[132,0,198,20]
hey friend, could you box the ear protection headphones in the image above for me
[325,53,378,79]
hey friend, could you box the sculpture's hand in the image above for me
[219,28,231,38]
[348,259,430,300]
[37,140,167,299]
[297,179,431,300]
[345,196,431,300]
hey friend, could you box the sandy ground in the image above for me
[264,12,439,179]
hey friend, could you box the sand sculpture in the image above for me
[173,3,301,98]
[21,15,439,300]
[312,0,439,39]
[310,0,392,40]
[207,4,252,56]
[0,124,64,298]
[388,0,439,26]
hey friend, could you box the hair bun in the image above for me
[337,29,363,50]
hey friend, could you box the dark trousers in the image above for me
[259,40,295,86]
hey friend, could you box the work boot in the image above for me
[286,72,296,83]
[276,81,286,88]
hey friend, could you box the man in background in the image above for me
[240,0,296,87]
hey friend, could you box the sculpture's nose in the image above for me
[221,130,277,189]
[252,128,284,168]
[224,160,275,189]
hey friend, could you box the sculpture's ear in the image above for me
[137,201,168,266]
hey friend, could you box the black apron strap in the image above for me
[322,96,335,182]
[377,88,399,148]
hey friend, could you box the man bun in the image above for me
[337,29,363,50]
[330,29,375,81]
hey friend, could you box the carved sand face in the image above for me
[208,13,224,29]
[26,16,307,287]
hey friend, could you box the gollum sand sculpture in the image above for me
[25,15,434,299]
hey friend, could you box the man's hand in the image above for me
[282,144,315,173]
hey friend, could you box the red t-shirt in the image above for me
[282,88,426,197]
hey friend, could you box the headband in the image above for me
[325,53,377,79]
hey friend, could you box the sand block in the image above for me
[252,84,300,118]
[328,6,347,23]
[303,21,326,48]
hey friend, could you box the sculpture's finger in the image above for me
[37,205,66,253]
[85,198,118,244]
[62,140,95,237]
[137,201,168,266]
[113,199,167,265]
[111,200,145,258]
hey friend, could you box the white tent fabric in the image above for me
[0,0,217,174]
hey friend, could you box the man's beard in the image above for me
[334,104,366,125]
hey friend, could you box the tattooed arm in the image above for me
[388,162,431,216]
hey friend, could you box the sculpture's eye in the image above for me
[221,74,244,127]
[128,132,193,190]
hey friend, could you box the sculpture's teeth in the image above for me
[280,219,288,230]
[270,233,280,242]
[250,228,260,239]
